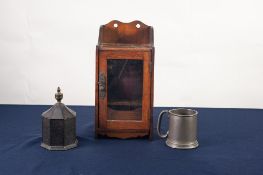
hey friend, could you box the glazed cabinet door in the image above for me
[97,50,152,130]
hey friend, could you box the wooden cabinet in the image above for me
[95,20,154,139]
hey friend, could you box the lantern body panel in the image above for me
[42,117,50,145]
[48,120,64,146]
[64,118,76,145]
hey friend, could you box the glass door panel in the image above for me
[107,59,143,120]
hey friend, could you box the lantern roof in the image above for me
[42,87,76,119]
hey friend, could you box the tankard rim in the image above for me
[169,108,198,117]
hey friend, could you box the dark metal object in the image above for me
[41,87,78,150]
[98,73,106,99]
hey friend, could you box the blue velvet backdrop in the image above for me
[0,105,262,175]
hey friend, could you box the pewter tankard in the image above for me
[157,108,199,149]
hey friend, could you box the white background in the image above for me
[0,0,263,108]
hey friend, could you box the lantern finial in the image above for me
[55,87,63,103]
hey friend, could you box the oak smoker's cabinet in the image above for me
[95,20,154,139]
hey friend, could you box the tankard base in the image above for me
[166,139,199,149]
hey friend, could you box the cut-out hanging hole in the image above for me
[113,23,118,28]
[136,24,141,28]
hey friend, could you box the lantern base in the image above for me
[41,140,78,151]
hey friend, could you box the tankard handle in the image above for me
[157,110,169,138]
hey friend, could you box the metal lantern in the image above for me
[41,87,78,150]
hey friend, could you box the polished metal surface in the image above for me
[157,108,199,149]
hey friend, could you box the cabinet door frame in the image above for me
[98,50,151,130]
